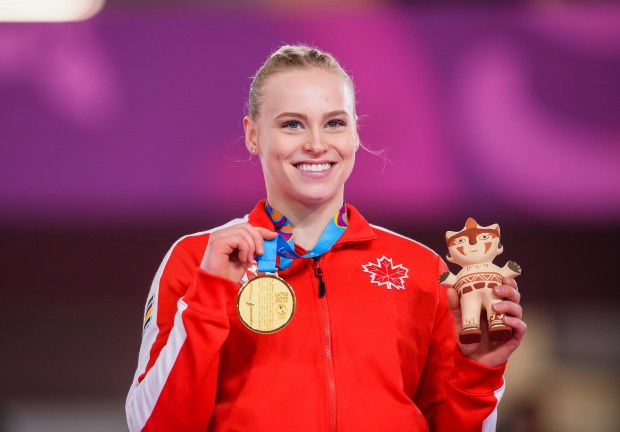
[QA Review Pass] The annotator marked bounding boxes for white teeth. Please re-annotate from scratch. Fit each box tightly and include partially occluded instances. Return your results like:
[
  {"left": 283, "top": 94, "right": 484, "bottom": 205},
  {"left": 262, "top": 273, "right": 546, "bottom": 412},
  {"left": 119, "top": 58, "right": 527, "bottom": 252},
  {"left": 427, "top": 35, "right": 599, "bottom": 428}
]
[{"left": 296, "top": 163, "right": 332, "bottom": 172}]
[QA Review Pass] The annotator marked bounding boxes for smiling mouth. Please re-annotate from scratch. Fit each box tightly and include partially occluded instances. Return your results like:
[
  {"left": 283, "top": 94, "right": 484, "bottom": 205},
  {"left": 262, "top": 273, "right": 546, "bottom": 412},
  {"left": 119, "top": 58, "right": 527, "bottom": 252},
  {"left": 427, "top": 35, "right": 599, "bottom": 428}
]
[{"left": 295, "top": 163, "right": 333, "bottom": 172}]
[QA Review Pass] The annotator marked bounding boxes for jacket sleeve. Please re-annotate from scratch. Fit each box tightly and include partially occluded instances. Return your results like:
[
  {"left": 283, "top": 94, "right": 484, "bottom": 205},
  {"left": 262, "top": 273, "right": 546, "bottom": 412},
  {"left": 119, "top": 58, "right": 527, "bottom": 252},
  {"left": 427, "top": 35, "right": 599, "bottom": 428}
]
[
  {"left": 125, "top": 240, "right": 239, "bottom": 432},
  {"left": 414, "top": 256, "right": 506, "bottom": 432}
]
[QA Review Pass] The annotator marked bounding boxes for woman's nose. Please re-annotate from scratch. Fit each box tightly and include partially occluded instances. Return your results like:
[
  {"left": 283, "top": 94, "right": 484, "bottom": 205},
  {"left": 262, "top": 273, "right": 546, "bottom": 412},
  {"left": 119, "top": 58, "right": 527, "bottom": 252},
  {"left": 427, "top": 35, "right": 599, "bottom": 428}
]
[{"left": 303, "top": 130, "right": 328, "bottom": 153}]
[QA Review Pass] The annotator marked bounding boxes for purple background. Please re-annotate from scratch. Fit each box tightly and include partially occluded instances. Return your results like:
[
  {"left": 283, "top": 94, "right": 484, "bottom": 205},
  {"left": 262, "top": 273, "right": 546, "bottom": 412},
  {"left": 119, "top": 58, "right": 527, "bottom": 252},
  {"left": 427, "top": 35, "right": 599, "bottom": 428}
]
[{"left": 2, "top": 8, "right": 619, "bottom": 227}]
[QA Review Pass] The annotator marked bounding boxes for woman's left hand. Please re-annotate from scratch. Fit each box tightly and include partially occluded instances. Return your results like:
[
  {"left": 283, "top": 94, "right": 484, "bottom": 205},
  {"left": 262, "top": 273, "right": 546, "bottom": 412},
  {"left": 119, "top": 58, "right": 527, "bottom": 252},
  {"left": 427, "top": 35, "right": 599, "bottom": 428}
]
[{"left": 446, "top": 277, "right": 527, "bottom": 367}]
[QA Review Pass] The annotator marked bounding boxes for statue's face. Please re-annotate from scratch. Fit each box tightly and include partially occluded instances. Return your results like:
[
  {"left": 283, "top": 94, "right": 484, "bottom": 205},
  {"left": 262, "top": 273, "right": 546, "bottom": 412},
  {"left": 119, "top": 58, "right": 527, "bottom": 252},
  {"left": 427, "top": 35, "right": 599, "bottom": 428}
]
[{"left": 447, "top": 232, "right": 501, "bottom": 266}]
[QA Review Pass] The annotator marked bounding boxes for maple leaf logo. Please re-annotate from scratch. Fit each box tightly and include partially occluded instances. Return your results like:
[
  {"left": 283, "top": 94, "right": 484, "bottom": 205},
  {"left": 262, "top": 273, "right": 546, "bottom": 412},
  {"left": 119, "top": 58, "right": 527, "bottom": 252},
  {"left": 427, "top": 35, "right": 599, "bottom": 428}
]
[
  {"left": 247, "top": 263, "right": 258, "bottom": 276},
  {"left": 362, "top": 256, "right": 409, "bottom": 290},
  {"left": 240, "top": 262, "right": 259, "bottom": 284}
]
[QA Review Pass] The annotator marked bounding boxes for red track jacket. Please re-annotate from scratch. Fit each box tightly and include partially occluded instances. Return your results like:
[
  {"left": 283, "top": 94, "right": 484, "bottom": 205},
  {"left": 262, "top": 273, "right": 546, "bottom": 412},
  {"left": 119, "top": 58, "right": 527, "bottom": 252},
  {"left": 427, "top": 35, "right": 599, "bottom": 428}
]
[{"left": 126, "top": 201, "right": 506, "bottom": 431}]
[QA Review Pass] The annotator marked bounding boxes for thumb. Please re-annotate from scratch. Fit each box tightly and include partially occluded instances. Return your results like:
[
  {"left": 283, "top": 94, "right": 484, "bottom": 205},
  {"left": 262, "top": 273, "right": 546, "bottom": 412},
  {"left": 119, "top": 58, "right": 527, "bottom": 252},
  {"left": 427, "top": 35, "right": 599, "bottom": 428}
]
[
  {"left": 446, "top": 287, "right": 460, "bottom": 312},
  {"left": 256, "top": 227, "right": 277, "bottom": 240}
]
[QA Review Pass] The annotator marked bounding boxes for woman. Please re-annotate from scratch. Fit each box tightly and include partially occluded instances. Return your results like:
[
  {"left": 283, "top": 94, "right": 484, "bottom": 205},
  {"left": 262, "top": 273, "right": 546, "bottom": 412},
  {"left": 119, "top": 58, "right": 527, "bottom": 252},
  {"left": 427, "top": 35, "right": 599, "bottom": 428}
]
[{"left": 126, "top": 45, "right": 526, "bottom": 432}]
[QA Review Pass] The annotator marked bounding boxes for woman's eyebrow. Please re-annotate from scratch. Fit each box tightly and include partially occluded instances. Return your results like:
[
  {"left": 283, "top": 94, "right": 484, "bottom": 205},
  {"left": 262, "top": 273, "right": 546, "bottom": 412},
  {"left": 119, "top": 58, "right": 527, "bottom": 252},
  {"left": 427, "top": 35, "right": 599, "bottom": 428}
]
[
  {"left": 274, "top": 110, "right": 349, "bottom": 121},
  {"left": 323, "top": 110, "right": 348, "bottom": 119},
  {"left": 274, "top": 112, "right": 308, "bottom": 121}
]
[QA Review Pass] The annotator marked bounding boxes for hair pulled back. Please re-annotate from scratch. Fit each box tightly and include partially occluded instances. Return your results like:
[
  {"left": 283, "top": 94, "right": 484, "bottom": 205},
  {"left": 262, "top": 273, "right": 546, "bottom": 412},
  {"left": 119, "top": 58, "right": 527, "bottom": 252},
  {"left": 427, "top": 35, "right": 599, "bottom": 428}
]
[{"left": 248, "top": 44, "right": 355, "bottom": 119}]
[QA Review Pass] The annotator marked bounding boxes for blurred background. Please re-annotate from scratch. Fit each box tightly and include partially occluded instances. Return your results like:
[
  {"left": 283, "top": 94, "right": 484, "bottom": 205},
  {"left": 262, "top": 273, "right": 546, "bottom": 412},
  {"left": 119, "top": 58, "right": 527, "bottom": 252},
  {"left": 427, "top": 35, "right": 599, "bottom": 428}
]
[{"left": 1, "top": 1, "right": 619, "bottom": 431}]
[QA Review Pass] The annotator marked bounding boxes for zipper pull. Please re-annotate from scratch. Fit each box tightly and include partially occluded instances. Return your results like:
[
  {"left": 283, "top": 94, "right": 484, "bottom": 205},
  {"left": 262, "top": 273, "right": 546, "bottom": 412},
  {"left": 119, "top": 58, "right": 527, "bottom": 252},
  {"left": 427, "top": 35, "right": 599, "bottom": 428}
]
[{"left": 313, "top": 256, "right": 326, "bottom": 298}]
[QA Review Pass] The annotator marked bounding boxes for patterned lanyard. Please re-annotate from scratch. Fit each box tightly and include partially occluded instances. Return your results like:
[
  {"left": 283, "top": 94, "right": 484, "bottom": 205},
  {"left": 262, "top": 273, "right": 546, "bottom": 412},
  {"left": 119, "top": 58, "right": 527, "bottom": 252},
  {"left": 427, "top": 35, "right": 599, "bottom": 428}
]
[{"left": 258, "top": 202, "right": 349, "bottom": 272}]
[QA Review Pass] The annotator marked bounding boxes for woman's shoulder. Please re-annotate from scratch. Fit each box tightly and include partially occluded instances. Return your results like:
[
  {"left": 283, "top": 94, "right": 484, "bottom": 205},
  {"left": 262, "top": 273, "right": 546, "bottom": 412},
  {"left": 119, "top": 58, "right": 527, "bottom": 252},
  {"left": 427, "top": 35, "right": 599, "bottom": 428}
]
[{"left": 368, "top": 223, "right": 440, "bottom": 260}]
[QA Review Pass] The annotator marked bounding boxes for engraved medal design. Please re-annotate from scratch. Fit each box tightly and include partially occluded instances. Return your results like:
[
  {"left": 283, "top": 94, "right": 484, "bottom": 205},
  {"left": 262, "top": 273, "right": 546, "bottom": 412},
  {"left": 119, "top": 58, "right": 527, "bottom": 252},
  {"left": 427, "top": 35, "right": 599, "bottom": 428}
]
[{"left": 237, "top": 274, "right": 295, "bottom": 334}]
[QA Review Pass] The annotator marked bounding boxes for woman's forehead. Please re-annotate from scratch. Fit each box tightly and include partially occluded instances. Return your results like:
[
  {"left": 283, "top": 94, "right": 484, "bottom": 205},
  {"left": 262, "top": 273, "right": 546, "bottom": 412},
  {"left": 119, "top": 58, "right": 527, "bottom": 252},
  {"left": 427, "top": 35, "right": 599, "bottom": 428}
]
[{"left": 260, "top": 69, "right": 355, "bottom": 116}]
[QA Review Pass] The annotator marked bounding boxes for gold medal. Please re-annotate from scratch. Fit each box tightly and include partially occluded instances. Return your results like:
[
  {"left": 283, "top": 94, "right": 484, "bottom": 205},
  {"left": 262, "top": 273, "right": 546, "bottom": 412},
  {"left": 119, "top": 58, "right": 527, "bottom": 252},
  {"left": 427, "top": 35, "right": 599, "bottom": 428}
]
[{"left": 237, "top": 273, "right": 296, "bottom": 334}]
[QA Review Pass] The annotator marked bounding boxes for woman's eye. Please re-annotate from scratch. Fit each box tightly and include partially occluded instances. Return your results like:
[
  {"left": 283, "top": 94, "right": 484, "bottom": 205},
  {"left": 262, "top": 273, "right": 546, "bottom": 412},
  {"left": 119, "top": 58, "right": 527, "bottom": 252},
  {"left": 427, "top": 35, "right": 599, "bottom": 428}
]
[
  {"left": 282, "top": 120, "right": 302, "bottom": 129},
  {"left": 326, "top": 119, "right": 345, "bottom": 128}
]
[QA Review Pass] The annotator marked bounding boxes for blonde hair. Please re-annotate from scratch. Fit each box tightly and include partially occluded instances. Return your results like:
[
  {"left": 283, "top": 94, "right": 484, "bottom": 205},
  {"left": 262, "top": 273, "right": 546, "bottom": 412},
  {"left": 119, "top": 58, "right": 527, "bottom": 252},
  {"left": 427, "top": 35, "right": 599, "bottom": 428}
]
[{"left": 247, "top": 44, "right": 355, "bottom": 119}]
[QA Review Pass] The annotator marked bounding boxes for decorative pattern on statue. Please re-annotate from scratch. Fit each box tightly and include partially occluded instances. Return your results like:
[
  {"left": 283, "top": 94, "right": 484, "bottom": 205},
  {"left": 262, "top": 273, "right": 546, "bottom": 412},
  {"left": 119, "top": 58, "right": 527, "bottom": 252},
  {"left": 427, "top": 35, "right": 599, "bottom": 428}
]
[{"left": 439, "top": 218, "right": 522, "bottom": 344}]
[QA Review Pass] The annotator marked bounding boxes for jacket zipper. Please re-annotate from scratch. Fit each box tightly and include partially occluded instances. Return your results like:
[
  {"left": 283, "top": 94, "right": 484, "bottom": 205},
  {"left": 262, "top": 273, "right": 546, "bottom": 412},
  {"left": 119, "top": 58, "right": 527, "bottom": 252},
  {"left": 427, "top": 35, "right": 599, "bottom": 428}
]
[
  {"left": 313, "top": 256, "right": 337, "bottom": 432},
  {"left": 314, "top": 256, "right": 326, "bottom": 297}
]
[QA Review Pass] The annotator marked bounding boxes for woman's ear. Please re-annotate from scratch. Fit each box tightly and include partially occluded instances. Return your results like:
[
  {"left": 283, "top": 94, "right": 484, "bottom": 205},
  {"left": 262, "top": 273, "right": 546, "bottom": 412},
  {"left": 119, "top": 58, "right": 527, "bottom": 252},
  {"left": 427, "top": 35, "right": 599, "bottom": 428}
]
[{"left": 243, "top": 116, "right": 258, "bottom": 154}]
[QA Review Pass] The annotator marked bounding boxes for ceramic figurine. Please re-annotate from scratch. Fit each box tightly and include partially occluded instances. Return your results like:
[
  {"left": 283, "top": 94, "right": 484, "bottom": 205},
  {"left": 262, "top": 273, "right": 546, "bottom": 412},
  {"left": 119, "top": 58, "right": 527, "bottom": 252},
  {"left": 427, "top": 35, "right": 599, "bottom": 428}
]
[{"left": 439, "top": 218, "right": 522, "bottom": 344}]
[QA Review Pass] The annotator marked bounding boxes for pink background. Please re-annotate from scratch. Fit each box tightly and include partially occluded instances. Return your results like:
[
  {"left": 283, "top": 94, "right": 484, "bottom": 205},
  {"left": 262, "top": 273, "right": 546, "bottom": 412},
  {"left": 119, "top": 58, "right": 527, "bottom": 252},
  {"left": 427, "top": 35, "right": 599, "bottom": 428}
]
[{"left": 2, "top": 8, "right": 618, "bottom": 227}]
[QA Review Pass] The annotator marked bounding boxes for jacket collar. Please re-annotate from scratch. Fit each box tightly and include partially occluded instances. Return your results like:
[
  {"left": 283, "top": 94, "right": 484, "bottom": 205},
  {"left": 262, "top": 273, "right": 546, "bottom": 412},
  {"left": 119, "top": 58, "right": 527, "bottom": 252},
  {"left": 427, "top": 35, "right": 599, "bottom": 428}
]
[{"left": 248, "top": 199, "right": 377, "bottom": 248}]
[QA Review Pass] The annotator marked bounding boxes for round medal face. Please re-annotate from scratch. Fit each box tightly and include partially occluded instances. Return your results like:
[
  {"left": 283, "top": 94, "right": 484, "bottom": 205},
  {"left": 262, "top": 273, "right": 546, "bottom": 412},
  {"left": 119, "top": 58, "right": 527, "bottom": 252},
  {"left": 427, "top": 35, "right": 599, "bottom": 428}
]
[{"left": 237, "top": 274, "right": 296, "bottom": 334}]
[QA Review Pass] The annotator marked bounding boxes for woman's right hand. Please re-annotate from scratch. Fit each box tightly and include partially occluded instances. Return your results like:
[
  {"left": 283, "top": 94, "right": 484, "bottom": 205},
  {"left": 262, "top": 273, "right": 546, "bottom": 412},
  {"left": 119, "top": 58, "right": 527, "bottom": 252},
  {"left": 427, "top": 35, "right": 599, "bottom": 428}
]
[{"left": 200, "top": 223, "right": 277, "bottom": 283}]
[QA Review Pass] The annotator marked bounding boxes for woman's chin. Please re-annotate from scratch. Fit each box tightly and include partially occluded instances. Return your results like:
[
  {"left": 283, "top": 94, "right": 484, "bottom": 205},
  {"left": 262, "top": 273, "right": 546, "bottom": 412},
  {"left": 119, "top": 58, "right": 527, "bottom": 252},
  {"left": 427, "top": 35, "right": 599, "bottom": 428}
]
[{"left": 291, "top": 190, "right": 342, "bottom": 207}]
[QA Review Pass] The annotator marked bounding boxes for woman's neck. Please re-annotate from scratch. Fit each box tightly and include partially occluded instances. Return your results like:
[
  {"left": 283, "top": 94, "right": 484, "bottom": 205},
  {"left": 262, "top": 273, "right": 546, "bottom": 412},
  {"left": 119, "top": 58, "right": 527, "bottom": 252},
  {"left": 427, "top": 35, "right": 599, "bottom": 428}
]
[{"left": 267, "top": 196, "right": 344, "bottom": 251}]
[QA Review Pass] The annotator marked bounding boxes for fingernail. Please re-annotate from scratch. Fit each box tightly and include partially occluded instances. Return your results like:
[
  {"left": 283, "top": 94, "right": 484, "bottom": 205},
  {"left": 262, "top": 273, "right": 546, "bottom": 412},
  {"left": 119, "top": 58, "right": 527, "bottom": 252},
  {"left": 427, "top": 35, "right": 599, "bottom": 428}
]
[
  {"left": 493, "top": 303, "right": 502, "bottom": 311},
  {"left": 495, "top": 286, "right": 503, "bottom": 295}
]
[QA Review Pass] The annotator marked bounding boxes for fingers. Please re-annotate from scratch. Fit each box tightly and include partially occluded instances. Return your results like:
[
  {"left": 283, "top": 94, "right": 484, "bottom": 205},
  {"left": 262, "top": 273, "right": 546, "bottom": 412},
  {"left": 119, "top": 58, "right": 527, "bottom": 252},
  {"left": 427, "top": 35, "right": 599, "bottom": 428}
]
[
  {"left": 232, "top": 224, "right": 277, "bottom": 262},
  {"left": 244, "top": 226, "right": 266, "bottom": 257},
  {"left": 493, "top": 277, "right": 525, "bottom": 339},
  {"left": 446, "top": 287, "right": 460, "bottom": 312},
  {"left": 495, "top": 278, "right": 521, "bottom": 304},
  {"left": 508, "top": 315, "right": 527, "bottom": 343},
  {"left": 253, "top": 227, "right": 277, "bottom": 256},
  {"left": 243, "top": 226, "right": 278, "bottom": 258},
  {"left": 492, "top": 300, "right": 523, "bottom": 320},
  {"left": 214, "top": 224, "right": 277, "bottom": 261},
  {"left": 235, "top": 227, "right": 259, "bottom": 263},
  {"left": 255, "top": 226, "right": 277, "bottom": 239},
  {"left": 446, "top": 287, "right": 464, "bottom": 334},
  {"left": 503, "top": 277, "right": 518, "bottom": 290},
  {"left": 201, "top": 223, "right": 277, "bottom": 281},
  {"left": 493, "top": 277, "right": 523, "bottom": 321}
]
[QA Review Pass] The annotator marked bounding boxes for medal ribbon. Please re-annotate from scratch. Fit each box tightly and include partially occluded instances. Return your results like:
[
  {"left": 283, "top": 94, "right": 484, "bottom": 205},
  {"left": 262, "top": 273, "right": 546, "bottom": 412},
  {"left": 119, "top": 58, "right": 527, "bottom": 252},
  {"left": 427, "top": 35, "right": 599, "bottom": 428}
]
[{"left": 257, "top": 202, "right": 349, "bottom": 272}]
